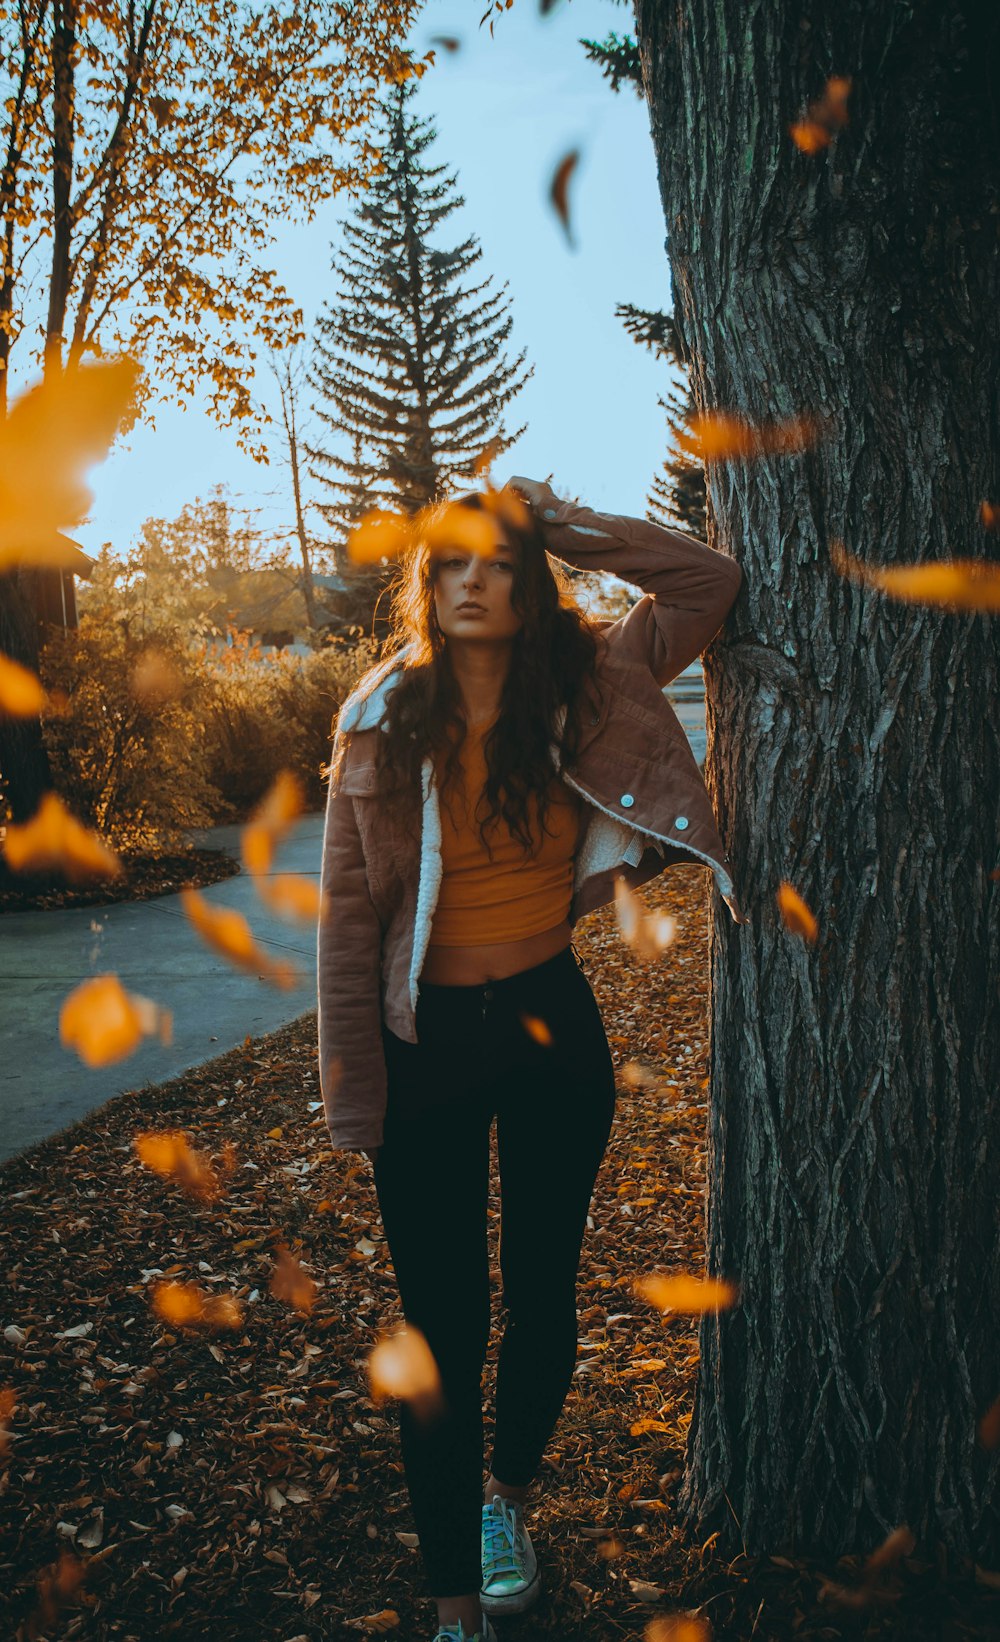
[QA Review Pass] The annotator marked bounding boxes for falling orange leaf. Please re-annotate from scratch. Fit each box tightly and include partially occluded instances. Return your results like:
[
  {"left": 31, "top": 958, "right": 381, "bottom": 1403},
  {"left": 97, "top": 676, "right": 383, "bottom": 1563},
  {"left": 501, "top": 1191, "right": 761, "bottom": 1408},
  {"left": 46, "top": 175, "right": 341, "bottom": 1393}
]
[
  {"left": 597, "top": 1534, "right": 626, "bottom": 1560},
  {"left": 819, "top": 1523, "right": 915, "bottom": 1610},
  {"left": 151, "top": 1280, "right": 244, "bottom": 1331},
  {"left": 615, "top": 878, "right": 677, "bottom": 961},
  {"left": 270, "top": 1243, "right": 318, "bottom": 1314},
  {"left": 241, "top": 769, "right": 304, "bottom": 875},
  {"left": 0, "top": 654, "right": 48, "bottom": 717},
  {"left": 2, "top": 791, "right": 122, "bottom": 882},
  {"left": 181, "top": 886, "right": 300, "bottom": 990},
  {"left": 673, "top": 410, "right": 818, "bottom": 464},
  {"left": 472, "top": 435, "right": 503, "bottom": 477},
  {"left": 978, "top": 1396, "right": 1000, "bottom": 1449},
  {"left": 0, "top": 1387, "right": 16, "bottom": 1459},
  {"left": 258, "top": 873, "right": 327, "bottom": 923},
  {"left": 346, "top": 507, "right": 414, "bottom": 565},
  {"left": 790, "top": 74, "right": 851, "bottom": 152},
  {"left": 634, "top": 1272, "right": 739, "bottom": 1314},
  {"left": 830, "top": 540, "right": 1000, "bottom": 611},
  {"left": 59, "top": 975, "right": 172, "bottom": 1068},
  {"left": 33, "top": 1553, "right": 87, "bottom": 1634},
  {"left": 134, "top": 1129, "right": 230, "bottom": 1201},
  {"left": 484, "top": 483, "right": 534, "bottom": 536},
  {"left": 621, "top": 1060, "right": 660, "bottom": 1092},
  {"left": 520, "top": 1012, "right": 553, "bottom": 1046},
  {"left": 422, "top": 496, "right": 504, "bottom": 560},
  {"left": 646, "top": 1619, "right": 711, "bottom": 1642},
  {"left": 130, "top": 647, "right": 182, "bottom": 705},
  {"left": 430, "top": 35, "right": 461, "bottom": 53},
  {"left": 777, "top": 881, "right": 819, "bottom": 942},
  {"left": 549, "top": 149, "right": 580, "bottom": 245},
  {"left": 980, "top": 501, "right": 1000, "bottom": 531},
  {"left": 368, "top": 1324, "right": 444, "bottom": 1418},
  {"left": 865, "top": 1524, "right": 916, "bottom": 1574},
  {"left": 789, "top": 119, "right": 831, "bottom": 153},
  {"left": 0, "top": 359, "right": 140, "bottom": 567}
]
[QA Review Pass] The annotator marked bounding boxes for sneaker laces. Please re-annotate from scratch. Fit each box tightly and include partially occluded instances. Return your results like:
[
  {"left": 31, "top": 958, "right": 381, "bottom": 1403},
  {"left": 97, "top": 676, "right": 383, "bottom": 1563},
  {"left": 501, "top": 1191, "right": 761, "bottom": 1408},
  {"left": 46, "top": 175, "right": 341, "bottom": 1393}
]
[{"left": 482, "top": 1494, "right": 525, "bottom": 1579}]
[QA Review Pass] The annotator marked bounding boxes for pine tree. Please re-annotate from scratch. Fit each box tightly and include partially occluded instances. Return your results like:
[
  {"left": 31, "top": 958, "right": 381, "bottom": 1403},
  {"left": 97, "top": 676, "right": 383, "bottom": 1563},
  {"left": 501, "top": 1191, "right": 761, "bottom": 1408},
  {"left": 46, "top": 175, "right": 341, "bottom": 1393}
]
[
  {"left": 617, "top": 303, "right": 707, "bottom": 538},
  {"left": 308, "top": 78, "right": 532, "bottom": 571}
]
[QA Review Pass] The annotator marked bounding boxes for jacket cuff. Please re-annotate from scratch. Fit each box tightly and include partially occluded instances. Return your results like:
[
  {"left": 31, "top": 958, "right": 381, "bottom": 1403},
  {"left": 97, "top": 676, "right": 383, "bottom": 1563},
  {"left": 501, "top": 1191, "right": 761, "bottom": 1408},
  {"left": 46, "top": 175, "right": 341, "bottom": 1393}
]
[{"left": 327, "top": 1129, "right": 383, "bottom": 1153}]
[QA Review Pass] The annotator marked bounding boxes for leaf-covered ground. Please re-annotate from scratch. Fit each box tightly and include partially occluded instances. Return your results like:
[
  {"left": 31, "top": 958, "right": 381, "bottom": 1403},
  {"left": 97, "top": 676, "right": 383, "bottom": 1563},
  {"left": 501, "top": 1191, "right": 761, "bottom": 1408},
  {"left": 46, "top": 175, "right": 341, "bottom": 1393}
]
[
  {"left": 0, "top": 847, "right": 240, "bottom": 915},
  {"left": 1, "top": 867, "right": 996, "bottom": 1641}
]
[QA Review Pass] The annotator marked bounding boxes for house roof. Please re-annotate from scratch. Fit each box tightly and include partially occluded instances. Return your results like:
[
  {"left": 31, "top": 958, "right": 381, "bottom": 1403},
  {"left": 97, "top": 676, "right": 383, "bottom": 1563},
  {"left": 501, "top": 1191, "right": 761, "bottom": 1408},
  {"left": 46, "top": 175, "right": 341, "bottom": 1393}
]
[{"left": 41, "top": 534, "right": 96, "bottom": 578}]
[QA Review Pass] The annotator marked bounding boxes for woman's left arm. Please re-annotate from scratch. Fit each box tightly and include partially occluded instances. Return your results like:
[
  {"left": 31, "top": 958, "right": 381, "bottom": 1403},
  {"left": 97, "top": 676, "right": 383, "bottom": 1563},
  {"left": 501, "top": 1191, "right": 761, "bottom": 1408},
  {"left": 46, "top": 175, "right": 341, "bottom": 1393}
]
[{"left": 506, "top": 475, "right": 743, "bottom": 687}]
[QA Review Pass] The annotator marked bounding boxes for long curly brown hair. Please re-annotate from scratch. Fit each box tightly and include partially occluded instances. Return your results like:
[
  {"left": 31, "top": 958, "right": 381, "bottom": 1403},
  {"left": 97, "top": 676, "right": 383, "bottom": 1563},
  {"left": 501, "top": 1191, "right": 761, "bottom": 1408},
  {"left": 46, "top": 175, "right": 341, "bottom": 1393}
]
[{"left": 355, "top": 491, "right": 605, "bottom": 857}]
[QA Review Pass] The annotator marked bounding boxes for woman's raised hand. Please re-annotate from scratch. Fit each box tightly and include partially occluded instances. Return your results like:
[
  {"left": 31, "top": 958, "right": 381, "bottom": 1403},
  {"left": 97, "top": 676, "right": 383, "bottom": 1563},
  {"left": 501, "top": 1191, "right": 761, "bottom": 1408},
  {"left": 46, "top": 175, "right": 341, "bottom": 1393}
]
[{"left": 504, "top": 475, "right": 553, "bottom": 513}]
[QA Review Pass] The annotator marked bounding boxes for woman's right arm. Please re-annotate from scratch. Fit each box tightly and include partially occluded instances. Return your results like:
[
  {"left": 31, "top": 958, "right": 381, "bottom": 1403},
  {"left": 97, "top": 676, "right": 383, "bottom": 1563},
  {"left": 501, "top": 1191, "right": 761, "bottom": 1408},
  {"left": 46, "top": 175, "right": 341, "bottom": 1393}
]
[{"left": 317, "top": 749, "right": 387, "bottom": 1155}]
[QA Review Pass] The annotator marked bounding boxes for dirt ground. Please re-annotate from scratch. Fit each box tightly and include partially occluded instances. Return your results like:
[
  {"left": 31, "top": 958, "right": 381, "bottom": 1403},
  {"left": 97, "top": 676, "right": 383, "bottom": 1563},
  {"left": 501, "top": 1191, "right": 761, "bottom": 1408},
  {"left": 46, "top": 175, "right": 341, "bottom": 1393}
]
[
  {"left": 1, "top": 867, "right": 996, "bottom": 1641},
  {"left": 0, "top": 846, "right": 240, "bottom": 915}
]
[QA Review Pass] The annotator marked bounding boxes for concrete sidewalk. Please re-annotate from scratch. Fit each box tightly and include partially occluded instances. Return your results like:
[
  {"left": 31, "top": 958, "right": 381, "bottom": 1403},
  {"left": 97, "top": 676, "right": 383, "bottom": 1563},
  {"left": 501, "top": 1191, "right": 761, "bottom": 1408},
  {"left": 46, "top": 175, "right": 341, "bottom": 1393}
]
[{"left": 0, "top": 815, "right": 325, "bottom": 1165}]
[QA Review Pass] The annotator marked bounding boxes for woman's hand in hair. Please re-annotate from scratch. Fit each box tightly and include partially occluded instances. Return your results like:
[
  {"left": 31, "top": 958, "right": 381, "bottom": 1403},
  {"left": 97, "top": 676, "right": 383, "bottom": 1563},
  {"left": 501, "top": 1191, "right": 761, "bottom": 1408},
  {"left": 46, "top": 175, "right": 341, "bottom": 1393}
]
[{"left": 504, "top": 475, "right": 555, "bottom": 514}]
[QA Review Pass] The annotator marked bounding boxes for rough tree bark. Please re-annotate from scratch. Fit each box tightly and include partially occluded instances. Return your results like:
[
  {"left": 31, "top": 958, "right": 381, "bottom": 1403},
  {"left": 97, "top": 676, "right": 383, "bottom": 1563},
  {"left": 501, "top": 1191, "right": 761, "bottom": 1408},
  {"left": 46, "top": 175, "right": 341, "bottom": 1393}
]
[{"left": 633, "top": 0, "right": 1000, "bottom": 1561}]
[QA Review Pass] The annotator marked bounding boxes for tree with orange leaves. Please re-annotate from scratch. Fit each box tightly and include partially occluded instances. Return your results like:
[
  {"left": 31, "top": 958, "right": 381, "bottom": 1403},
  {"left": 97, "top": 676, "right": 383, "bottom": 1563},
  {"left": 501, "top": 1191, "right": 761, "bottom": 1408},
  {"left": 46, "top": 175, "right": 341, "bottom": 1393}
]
[{"left": 0, "top": 0, "right": 421, "bottom": 836}]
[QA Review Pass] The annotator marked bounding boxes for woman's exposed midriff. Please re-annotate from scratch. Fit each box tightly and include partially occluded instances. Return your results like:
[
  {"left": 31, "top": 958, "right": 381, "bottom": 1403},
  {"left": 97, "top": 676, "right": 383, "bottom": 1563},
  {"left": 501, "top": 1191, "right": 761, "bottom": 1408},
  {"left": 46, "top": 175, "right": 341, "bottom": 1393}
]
[{"left": 419, "top": 919, "right": 573, "bottom": 986}]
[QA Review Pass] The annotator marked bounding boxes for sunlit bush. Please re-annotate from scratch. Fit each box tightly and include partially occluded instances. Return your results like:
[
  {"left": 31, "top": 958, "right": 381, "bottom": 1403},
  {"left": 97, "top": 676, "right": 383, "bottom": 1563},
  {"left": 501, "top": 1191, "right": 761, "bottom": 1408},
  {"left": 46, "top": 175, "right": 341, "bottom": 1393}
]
[
  {"left": 39, "top": 614, "right": 223, "bottom": 854},
  {"left": 37, "top": 593, "right": 376, "bottom": 852},
  {"left": 196, "top": 629, "right": 376, "bottom": 816}
]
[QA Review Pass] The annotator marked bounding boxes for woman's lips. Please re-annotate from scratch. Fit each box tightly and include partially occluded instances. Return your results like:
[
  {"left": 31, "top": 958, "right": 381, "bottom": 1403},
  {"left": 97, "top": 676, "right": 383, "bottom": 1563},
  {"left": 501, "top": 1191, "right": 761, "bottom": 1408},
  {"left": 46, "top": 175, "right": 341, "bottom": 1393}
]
[{"left": 456, "top": 605, "right": 486, "bottom": 614}]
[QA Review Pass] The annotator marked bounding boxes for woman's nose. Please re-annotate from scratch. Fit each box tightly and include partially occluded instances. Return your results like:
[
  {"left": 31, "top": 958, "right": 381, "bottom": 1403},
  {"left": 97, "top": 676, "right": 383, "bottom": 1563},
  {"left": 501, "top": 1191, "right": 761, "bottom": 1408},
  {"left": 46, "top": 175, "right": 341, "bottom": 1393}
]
[{"left": 462, "top": 557, "right": 486, "bottom": 588}]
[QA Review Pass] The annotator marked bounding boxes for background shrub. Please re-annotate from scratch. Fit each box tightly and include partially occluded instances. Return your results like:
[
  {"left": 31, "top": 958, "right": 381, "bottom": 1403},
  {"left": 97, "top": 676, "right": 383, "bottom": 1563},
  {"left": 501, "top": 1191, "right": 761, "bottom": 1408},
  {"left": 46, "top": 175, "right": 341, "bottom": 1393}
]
[
  {"left": 39, "top": 612, "right": 378, "bottom": 853},
  {"left": 40, "top": 617, "right": 223, "bottom": 853}
]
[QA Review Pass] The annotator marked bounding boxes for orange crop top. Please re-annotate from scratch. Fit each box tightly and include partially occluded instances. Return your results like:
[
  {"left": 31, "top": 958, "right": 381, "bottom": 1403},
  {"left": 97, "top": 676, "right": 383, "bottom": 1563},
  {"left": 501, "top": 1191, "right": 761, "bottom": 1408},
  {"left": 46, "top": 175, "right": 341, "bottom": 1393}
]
[{"left": 429, "top": 716, "right": 583, "bottom": 947}]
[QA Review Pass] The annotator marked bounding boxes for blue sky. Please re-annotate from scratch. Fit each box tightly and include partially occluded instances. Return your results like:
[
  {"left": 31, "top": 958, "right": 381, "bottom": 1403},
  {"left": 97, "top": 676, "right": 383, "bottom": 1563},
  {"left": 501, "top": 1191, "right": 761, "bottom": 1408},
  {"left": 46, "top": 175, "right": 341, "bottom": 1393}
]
[{"left": 76, "top": 0, "right": 677, "bottom": 561}]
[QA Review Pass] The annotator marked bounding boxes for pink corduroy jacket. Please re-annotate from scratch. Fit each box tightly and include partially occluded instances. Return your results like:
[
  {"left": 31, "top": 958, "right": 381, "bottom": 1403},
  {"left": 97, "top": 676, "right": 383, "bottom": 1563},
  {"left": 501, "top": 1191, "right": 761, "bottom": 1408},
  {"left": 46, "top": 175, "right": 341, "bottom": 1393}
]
[{"left": 316, "top": 480, "right": 747, "bottom": 1151}]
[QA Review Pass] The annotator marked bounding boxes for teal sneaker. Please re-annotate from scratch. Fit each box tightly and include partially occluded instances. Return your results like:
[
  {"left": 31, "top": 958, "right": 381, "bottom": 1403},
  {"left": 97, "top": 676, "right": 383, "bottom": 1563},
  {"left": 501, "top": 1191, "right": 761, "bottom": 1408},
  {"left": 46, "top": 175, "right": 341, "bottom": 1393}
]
[
  {"left": 433, "top": 1617, "right": 497, "bottom": 1642},
  {"left": 480, "top": 1493, "right": 541, "bottom": 1615}
]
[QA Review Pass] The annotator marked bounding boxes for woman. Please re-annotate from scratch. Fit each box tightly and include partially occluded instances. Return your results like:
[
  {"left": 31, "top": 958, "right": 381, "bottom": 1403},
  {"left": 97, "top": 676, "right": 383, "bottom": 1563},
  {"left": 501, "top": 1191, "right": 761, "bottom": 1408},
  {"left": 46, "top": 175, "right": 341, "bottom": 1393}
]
[{"left": 317, "top": 475, "right": 746, "bottom": 1642}]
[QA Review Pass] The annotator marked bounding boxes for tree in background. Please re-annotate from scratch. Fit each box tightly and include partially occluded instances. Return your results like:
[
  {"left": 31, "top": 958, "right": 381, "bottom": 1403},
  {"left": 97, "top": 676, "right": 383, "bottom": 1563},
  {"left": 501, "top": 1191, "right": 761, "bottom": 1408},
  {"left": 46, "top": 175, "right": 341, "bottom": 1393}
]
[
  {"left": 272, "top": 350, "right": 322, "bottom": 633},
  {"left": 0, "top": 0, "right": 420, "bottom": 825},
  {"left": 634, "top": 0, "right": 1000, "bottom": 1566},
  {"left": 96, "top": 490, "right": 306, "bottom": 646},
  {"left": 308, "top": 77, "right": 532, "bottom": 640}
]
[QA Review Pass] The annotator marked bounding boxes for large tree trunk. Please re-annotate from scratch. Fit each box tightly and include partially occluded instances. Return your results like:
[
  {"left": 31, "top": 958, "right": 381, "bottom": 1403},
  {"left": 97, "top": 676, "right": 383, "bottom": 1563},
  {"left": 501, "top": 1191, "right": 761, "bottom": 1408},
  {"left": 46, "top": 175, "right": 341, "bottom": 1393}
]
[{"left": 633, "top": 0, "right": 1000, "bottom": 1561}]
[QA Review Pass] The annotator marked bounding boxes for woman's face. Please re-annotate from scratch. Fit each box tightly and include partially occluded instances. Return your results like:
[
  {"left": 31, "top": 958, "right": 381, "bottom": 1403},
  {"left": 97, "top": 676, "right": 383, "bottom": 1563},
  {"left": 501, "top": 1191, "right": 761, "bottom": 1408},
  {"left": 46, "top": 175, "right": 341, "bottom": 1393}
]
[{"left": 432, "top": 540, "right": 524, "bottom": 644}]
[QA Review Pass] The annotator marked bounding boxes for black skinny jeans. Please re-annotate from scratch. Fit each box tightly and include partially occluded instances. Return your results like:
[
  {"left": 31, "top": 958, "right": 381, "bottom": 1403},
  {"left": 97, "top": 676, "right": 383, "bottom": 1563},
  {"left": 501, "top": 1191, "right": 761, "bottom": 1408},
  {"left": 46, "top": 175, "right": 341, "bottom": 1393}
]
[{"left": 371, "top": 943, "right": 616, "bottom": 1598}]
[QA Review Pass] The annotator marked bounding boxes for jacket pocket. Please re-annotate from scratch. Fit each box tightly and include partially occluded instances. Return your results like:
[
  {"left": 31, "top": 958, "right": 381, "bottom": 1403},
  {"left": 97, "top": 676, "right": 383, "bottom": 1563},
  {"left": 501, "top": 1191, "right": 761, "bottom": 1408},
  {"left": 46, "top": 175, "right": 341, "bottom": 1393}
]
[{"left": 333, "top": 752, "right": 377, "bottom": 796}]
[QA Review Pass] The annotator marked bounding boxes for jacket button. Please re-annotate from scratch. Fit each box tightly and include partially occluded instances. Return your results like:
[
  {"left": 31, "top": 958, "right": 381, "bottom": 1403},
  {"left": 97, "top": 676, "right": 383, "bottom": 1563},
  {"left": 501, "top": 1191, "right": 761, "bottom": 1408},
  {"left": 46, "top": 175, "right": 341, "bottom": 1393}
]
[
  {"left": 620, "top": 793, "right": 634, "bottom": 808},
  {"left": 543, "top": 507, "right": 558, "bottom": 520},
  {"left": 674, "top": 815, "right": 689, "bottom": 829}
]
